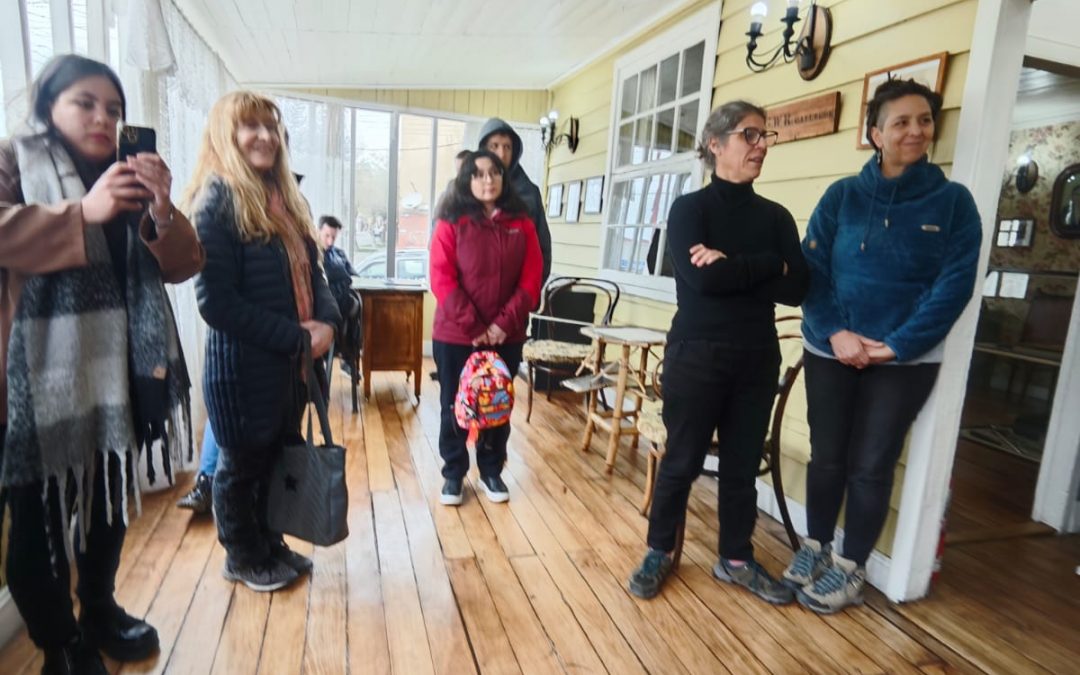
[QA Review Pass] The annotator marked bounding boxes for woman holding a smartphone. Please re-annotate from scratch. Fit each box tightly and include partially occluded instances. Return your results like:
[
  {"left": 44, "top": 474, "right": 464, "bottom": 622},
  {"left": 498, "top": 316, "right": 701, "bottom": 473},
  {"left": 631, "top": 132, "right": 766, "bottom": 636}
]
[
  {"left": 183, "top": 91, "right": 339, "bottom": 593},
  {"left": 0, "top": 55, "right": 204, "bottom": 672}
]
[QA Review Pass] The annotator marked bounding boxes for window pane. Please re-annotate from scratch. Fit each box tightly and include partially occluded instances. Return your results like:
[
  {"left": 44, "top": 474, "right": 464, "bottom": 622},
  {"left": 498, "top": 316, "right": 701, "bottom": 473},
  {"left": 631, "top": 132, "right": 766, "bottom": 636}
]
[
  {"left": 616, "top": 121, "right": 634, "bottom": 167},
  {"left": 654, "top": 108, "right": 675, "bottom": 160},
  {"left": 604, "top": 227, "right": 638, "bottom": 272},
  {"left": 434, "top": 118, "right": 466, "bottom": 217},
  {"left": 681, "top": 41, "right": 706, "bottom": 98},
  {"left": 625, "top": 177, "right": 646, "bottom": 225},
  {"left": 72, "top": 0, "right": 89, "bottom": 54},
  {"left": 677, "top": 103, "right": 699, "bottom": 153},
  {"left": 633, "top": 116, "right": 653, "bottom": 166},
  {"left": 633, "top": 227, "right": 659, "bottom": 274},
  {"left": 638, "top": 65, "right": 657, "bottom": 113},
  {"left": 108, "top": 12, "right": 120, "bottom": 73},
  {"left": 26, "top": 0, "right": 54, "bottom": 77},
  {"left": 353, "top": 110, "right": 392, "bottom": 272},
  {"left": 642, "top": 175, "right": 664, "bottom": 224},
  {"left": 398, "top": 114, "right": 433, "bottom": 266},
  {"left": 621, "top": 74, "right": 638, "bottom": 119},
  {"left": 610, "top": 180, "right": 630, "bottom": 223},
  {"left": 658, "top": 231, "right": 675, "bottom": 277},
  {"left": 658, "top": 54, "right": 679, "bottom": 105}
]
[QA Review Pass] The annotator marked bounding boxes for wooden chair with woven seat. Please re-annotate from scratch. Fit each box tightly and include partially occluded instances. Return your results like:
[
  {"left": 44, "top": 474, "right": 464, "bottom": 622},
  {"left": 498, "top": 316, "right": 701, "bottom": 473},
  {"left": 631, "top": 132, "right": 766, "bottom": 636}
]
[
  {"left": 637, "top": 315, "right": 803, "bottom": 568},
  {"left": 522, "top": 276, "right": 620, "bottom": 422}
]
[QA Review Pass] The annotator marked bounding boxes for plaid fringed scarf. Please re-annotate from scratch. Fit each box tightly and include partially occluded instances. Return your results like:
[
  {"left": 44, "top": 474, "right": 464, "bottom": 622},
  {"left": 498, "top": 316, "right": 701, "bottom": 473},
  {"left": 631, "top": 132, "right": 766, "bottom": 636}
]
[{"left": 2, "top": 133, "right": 192, "bottom": 556}]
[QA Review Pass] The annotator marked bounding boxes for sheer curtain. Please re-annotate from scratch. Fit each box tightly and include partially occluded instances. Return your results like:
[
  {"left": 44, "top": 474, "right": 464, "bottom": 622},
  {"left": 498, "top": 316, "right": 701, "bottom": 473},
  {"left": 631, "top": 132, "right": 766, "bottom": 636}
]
[{"left": 148, "top": 0, "right": 238, "bottom": 471}]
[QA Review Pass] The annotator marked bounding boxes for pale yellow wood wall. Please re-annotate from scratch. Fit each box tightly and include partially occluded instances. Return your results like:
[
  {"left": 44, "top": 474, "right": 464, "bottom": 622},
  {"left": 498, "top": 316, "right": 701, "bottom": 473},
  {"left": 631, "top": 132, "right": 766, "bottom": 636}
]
[
  {"left": 288, "top": 88, "right": 549, "bottom": 124},
  {"left": 546, "top": 0, "right": 980, "bottom": 556}
]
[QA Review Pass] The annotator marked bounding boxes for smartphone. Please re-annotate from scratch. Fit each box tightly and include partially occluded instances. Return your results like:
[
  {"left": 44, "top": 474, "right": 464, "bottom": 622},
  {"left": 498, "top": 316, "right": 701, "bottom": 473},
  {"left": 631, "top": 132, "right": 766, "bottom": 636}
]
[{"left": 117, "top": 123, "right": 157, "bottom": 163}]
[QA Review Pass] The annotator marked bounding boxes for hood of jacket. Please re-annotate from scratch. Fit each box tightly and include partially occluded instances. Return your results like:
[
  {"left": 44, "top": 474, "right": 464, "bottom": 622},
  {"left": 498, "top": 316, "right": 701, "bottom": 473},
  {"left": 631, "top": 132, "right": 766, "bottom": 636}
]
[{"left": 478, "top": 117, "right": 523, "bottom": 173}]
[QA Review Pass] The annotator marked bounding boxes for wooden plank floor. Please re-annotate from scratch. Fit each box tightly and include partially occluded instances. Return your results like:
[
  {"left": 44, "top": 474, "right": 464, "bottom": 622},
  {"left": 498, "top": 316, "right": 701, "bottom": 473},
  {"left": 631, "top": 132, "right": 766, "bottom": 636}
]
[{"left": 2, "top": 361, "right": 1078, "bottom": 674}]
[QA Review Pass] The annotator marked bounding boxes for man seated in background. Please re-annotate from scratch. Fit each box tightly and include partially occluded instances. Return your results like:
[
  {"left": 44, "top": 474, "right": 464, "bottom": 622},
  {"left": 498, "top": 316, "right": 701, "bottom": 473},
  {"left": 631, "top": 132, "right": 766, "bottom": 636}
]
[{"left": 319, "top": 215, "right": 361, "bottom": 374}]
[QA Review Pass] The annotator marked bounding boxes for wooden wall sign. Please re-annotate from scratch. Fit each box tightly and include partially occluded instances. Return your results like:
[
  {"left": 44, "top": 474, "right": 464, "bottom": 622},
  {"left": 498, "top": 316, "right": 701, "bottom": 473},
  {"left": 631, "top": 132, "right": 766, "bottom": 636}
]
[{"left": 766, "top": 91, "right": 841, "bottom": 144}]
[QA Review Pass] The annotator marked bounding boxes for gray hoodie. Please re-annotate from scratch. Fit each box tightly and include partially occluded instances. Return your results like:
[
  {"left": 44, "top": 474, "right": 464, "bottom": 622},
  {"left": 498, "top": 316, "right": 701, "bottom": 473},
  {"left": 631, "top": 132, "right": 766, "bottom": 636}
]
[{"left": 478, "top": 118, "right": 552, "bottom": 285}]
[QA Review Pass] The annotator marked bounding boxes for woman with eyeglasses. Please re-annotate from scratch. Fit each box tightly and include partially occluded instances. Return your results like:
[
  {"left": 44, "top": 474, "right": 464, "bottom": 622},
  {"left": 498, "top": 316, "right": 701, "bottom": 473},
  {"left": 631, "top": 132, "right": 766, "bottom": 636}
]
[
  {"left": 782, "top": 79, "right": 981, "bottom": 614},
  {"left": 628, "top": 100, "right": 808, "bottom": 602},
  {"left": 429, "top": 150, "right": 542, "bottom": 506}
]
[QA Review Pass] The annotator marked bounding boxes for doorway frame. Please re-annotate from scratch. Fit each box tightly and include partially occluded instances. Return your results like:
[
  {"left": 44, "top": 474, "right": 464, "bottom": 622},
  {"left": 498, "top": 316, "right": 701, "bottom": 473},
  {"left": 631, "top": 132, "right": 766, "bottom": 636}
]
[{"left": 884, "top": 0, "right": 1054, "bottom": 603}]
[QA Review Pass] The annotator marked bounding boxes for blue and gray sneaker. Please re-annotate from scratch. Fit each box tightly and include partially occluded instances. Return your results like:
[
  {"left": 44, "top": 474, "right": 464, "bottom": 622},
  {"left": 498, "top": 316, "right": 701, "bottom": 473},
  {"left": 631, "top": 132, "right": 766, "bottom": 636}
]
[
  {"left": 713, "top": 558, "right": 795, "bottom": 605},
  {"left": 782, "top": 538, "right": 832, "bottom": 590},
  {"left": 797, "top": 551, "right": 866, "bottom": 614},
  {"left": 627, "top": 548, "right": 674, "bottom": 599}
]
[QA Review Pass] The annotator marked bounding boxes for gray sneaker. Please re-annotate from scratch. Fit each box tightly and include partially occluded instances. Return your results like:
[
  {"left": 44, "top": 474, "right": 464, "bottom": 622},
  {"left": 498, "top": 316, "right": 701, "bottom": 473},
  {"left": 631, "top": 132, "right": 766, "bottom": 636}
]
[
  {"left": 713, "top": 559, "right": 795, "bottom": 605},
  {"left": 782, "top": 538, "right": 832, "bottom": 590},
  {"left": 222, "top": 557, "right": 299, "bottom": 592},
  {"left": 797, "top": 551, "right": 866, "bottom": 614},
  {"left": 627, "top": 549, "right": 674, "bottom": 599}
]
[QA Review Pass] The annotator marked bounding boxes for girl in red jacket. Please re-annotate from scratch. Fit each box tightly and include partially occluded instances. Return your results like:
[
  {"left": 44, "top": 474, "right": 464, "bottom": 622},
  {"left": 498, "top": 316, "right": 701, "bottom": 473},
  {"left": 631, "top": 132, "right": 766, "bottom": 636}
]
[{"left": 429, "top": 150, "right": 542, "bottom": 506}]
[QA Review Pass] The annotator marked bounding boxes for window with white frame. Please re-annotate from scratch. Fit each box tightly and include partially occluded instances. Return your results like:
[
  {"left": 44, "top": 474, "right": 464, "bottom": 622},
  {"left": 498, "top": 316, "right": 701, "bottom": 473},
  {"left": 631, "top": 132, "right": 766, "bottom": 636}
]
[{"left": 599, "top": 4, "right": 720, "bottom": 302}]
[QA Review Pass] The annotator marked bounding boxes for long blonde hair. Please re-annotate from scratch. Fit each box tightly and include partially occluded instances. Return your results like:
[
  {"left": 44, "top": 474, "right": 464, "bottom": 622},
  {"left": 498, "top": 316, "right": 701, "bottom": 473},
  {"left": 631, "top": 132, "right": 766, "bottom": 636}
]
[{"left": 180, "top": 91, "right": 312, "bottom": 243}]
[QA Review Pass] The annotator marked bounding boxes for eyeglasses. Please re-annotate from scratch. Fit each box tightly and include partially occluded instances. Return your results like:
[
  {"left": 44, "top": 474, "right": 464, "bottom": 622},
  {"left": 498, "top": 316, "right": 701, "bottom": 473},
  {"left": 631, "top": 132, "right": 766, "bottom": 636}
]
[
  {"left": 471, "top": 170, "right": 503, "bottom": 182},
  {"left": 725, "top": 127, "right": 779, "bottom": 147}
]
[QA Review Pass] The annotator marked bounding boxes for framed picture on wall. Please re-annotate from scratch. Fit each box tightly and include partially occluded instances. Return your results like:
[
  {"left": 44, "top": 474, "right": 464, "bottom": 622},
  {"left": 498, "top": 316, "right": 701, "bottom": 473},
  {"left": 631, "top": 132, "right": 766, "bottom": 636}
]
[
  {"left": 565, "top": 180, "right": 582, "bottom": 223},
  {"left": 583, "top": 176, "right": 604, "bottom": 214},
  {"left": 547, "top": 183, "right": 563, "bottom": 218},
  {"left": 857, "top": 52, "right": 948, "bottom": 150}
]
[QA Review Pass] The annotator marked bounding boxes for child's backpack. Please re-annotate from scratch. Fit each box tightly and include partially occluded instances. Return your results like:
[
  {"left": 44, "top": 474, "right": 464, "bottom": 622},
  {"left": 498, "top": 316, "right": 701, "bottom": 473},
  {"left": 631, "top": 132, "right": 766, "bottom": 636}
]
[{"left": 455, "top": 350, "right": 515, "bottom": 443}]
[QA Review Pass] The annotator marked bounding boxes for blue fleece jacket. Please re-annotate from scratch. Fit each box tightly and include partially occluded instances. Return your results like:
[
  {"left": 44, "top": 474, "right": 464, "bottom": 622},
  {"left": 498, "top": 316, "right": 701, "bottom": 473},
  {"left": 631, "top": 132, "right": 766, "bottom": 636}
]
[{"left": 801, "top": 156, "right": 982, "bottom": 363}]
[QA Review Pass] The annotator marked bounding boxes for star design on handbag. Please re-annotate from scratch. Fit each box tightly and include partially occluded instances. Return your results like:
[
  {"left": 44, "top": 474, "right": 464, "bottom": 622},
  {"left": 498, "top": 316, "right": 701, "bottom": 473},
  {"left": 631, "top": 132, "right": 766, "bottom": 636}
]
[{"left": 284, "top": 474, "right": 299, "bottom": 491}]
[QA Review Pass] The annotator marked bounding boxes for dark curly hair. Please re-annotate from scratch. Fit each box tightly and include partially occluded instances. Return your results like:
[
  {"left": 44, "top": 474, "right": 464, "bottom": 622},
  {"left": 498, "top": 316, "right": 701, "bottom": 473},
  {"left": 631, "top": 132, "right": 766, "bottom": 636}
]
[
  {"left": 865, "top": 78, "right": 943, "bottom": 150},
  {"left": 436, "top": 149, "right": 527, "bottom": 223}
]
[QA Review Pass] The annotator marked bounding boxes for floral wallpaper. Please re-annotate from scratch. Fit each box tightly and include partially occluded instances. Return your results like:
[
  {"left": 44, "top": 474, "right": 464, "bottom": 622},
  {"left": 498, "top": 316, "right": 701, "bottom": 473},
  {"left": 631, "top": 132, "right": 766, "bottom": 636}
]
[{"left": 982, "top": 121, "right": 1080, "bottom": 344}]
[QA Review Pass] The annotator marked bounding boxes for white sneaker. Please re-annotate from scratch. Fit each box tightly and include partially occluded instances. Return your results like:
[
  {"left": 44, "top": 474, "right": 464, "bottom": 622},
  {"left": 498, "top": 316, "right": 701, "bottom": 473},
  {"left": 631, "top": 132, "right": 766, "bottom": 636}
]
[{"left": 479, "top": 475, "right": 509, "bottom": 503}]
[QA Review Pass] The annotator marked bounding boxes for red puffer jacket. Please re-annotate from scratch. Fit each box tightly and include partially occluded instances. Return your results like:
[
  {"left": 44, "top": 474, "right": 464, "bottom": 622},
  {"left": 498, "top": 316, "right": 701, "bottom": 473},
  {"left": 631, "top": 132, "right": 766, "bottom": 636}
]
[{"left": 429, "top": 210, "right": 542, "bottom": 346}]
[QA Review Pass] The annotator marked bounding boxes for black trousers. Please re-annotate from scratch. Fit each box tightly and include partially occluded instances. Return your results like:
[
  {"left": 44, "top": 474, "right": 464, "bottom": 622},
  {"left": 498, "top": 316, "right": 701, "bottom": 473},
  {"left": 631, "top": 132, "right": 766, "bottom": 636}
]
[
  {"left": 803, "top": 352, "right": 940, "bottom": 565},
  {"left": 2, "top": 425, "right": 128, "bottom": 649},
  {"left": 433, "top": 340, "right": 523, "bottom": 480},
  {"left": 646, "top": 341, "right": 780, "bottom": 561}
]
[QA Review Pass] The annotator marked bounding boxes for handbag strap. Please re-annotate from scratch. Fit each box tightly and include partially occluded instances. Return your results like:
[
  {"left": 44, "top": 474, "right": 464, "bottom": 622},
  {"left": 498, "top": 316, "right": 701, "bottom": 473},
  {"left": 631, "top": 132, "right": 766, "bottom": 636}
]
[{"left": 302, "top": 333, "right": 335, "bottom": 447}]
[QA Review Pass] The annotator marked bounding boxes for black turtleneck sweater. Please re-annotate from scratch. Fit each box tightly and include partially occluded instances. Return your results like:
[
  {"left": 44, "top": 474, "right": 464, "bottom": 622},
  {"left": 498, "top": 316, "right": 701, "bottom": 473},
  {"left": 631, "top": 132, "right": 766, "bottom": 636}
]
[{"left": 665, "top": 174, "right": 809, "bottom": 345}]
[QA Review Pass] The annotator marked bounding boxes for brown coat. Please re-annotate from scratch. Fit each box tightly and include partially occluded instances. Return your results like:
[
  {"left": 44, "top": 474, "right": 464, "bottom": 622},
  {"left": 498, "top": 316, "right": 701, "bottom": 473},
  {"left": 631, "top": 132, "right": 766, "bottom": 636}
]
[{"left": 0, "top": 139, "right": 205, "bottom": 425}]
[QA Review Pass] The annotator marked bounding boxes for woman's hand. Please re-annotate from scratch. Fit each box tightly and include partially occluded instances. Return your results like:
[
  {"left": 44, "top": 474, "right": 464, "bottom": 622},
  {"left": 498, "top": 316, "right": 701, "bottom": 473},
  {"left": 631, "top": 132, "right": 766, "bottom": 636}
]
[
  {"left": 830, "top": 330, "right": 871, "bottom": 369},
  {"left": 689, "top": 243, "right": 726, "bottom": 267},
  {"left": 302, "top": 320, "right": 335, "bottom": 358},
  {"left": 81, "top": 163, "right": 151, "bottom": 225},
  {"left": 486, "top": 323, "right": 508, "bottom": 346},
  {"left": 471, "top": 331, "right": 490, "bottom": 347},
  {"left": 128, "top": 153, "right": 173, "bottom": 226},
  {"left": 865, "top": 344, "right": 896, "bottom": 364}
]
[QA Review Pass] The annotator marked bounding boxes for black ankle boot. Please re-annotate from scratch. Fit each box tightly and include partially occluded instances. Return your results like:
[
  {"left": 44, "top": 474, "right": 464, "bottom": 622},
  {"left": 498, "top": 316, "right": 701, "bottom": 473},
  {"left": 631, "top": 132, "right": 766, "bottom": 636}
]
[
  {"left": 78, "top": 601, "right": 159, "bottom": 662},
  {"left": 176, "top": 472, "right": 213, "bottom": 514},
  {"left": 41, "top": 634, "right": 107, "bottom": 675}
]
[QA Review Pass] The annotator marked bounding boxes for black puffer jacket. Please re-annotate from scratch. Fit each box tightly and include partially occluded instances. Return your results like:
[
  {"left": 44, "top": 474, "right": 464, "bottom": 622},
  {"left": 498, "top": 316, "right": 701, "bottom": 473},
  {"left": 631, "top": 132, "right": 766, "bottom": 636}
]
[{"left": 193, "top": 177, "right": 340, "bottom": 449}]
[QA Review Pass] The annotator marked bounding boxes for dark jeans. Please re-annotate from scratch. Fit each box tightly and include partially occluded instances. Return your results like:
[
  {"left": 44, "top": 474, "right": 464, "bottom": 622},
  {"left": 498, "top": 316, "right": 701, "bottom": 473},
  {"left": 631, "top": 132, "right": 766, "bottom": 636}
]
[
  {"left": 433, "top": 340, "right": 523, "bottom": 480},
  {"left": 213, "top": 437, "right": 285, "bottom": 567},
  {"left": 803, "top": 352, "right": 940, "bottom": 565},
  {"left": 3, "top": 425, "right": 128, "bottom": 649},
  {"left": 646, "top": 340, "right": 780, "bottom": 561}
]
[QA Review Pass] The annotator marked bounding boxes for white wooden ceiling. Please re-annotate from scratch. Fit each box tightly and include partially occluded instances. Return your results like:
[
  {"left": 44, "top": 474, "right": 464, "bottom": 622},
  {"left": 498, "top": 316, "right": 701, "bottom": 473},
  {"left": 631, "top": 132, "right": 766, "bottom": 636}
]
[{"left": 173, "top": 0, "right": 696, "bottom": 89}]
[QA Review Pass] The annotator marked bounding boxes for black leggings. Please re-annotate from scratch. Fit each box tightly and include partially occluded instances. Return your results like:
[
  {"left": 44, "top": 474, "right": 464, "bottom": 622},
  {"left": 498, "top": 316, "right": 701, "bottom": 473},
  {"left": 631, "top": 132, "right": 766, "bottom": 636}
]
[
  {"left": 803, "top": 352, "right": 940, "bottom": 565},
  {"left": 3, "top": 426, "right": 128, "bottom": 649}
]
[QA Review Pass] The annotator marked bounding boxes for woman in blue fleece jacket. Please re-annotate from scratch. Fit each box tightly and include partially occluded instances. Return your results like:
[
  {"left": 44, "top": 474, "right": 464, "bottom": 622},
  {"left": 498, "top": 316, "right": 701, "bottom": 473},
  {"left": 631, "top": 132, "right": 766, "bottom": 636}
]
[{"left": 782, "top": 79, "right": 982, "bottom": 614}]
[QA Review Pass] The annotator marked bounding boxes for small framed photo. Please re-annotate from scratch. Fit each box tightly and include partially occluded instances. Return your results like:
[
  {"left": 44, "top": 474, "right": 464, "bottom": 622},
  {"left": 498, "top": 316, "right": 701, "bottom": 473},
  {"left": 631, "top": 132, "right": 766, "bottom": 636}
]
[
  {"left": 546, "top": 183, "right": 563, "bottom": 218},
  {"left": 857, "top": 52, "right": 948, "bottom": 150},
  {"left": 583, "top": 176, "right": 604, "bottom": 214},
  {"left": 565, "top": 180, "right": 582, "bottom": 223}
]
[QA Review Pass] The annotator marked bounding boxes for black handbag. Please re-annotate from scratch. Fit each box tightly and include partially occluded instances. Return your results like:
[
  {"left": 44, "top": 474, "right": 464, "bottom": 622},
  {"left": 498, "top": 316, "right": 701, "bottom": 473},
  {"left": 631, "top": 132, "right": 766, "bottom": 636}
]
[{"left": 266, "top": 338, "right": 349, "bottom": 546}]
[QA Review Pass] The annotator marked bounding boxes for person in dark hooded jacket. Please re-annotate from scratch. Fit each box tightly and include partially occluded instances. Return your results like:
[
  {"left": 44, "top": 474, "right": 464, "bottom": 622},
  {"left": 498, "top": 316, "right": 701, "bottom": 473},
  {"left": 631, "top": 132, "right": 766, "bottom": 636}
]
[{"left": 478, "top": 118, "right": 552, "bottom": 286}]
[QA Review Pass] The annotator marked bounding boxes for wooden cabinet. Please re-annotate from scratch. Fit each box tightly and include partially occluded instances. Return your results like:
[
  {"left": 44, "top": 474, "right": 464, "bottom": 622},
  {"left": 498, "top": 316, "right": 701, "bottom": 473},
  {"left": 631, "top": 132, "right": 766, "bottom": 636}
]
[{"left": 354, "top": 281, "right": 425, "bottom": 400}]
